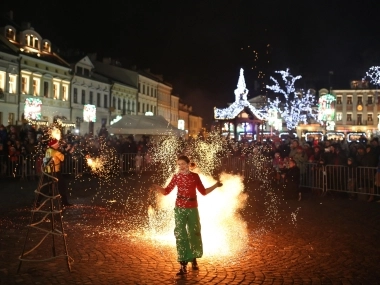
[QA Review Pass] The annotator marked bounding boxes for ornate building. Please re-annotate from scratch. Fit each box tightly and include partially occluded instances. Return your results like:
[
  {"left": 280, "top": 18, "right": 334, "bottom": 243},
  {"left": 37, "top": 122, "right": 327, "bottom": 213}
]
[
  {"left": 0, "top": 20, "right": 72, "bottom": 128},
  {"left": 214, "top": 68, "right": 265, "bottom": 141}
]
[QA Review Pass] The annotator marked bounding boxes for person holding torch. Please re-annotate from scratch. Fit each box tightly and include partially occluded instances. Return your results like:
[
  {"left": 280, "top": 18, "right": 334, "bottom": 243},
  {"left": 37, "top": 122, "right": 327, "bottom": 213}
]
[
  {"left": 152, "top": 155, "right": 223, "bottom": 276},
  {"left": 44, "top": 138, "right": 72, "bottom": 207}
]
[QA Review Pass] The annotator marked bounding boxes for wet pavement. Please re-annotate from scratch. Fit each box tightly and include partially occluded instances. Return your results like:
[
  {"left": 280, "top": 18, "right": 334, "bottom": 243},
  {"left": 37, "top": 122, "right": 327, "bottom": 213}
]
[{"left": 1, "top": 173, "right": 380, "bottom": 285}]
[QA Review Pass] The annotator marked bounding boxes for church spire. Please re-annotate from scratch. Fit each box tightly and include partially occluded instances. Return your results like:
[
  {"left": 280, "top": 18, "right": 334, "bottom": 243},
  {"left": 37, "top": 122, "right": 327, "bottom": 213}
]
[{"left": 234, "top": 68, "right": 248, "bottom": 102}]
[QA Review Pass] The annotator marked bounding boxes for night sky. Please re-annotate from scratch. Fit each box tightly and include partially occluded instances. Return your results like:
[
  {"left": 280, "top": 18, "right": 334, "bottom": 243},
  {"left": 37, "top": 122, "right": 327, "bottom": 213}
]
[{"left": 2, "top": 0, "right": 380, "bottom": 126}]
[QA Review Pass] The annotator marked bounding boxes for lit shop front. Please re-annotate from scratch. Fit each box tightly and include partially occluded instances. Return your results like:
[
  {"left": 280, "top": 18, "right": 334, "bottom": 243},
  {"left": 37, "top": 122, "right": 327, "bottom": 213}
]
[
  {"left": 347, "top": 132, "right": 367, "bottom": 142},
  {"left": 326, "top": 132, "right": 345, "bottom": 141},
  {"left": 303, "top": 131, "right": 324, "bottom": 142}
]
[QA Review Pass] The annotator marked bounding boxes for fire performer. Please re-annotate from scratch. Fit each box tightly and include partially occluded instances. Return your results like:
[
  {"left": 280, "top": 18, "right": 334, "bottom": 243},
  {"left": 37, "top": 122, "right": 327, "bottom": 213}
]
[
  {"left": 152, "top": 155, "right": 223, "bottom": 276},
  {"left": 44, "top": 139, "right": 72, "bottom": 207}
]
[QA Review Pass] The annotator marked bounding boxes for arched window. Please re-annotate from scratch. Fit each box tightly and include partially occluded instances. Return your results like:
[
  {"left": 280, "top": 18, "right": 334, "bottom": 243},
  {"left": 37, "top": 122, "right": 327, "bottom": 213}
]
[
  {"left": 42, "top": 41, "right": 51, "bottom": 52},
  {"left": 6, "top": 28, "right": 15, "bottom": 41}
]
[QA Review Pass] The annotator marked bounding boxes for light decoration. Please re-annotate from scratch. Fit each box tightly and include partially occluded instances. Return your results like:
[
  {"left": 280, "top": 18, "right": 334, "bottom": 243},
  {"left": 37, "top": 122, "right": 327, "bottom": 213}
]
[
  {"left": 347, "top": 132, "right": 366, "bottom": 143},
  {"left": 363, "top": 66, "right": 380, "bottom": 86},
  {"left": 317, "top": 93, "right": 336, "bottom": 131},
  {"left": 326, "top": 132, "right": 345, "bottom": 140},
  {"left": 264, "top": 69, "right": 318, "bottom": 130},
  {"left": 214, "top": 68, "right": 266, "bottom": 120},
  {"left": 305, "top": 132, "right": 324, "bottom": 141},
  {"left": 56, "top": 118, "right": 76, "bottom": 128},
  {"left": 363, "top": 66, "right": 380, "bottom": 103},
  {"left": 83, "top": 104, "right": 96, "bottom": 122},
  {"left": 24, "top": 98, "right": 42, "bottom": 120},
  {"left": 110, "top": 115, "right": 122, "bottom": 125},
  {"left": 178, "top": 119, "right": 185, "bottom": 130},
  {"left": 267, "top": 108, "right": 282, "bottom": 131}
]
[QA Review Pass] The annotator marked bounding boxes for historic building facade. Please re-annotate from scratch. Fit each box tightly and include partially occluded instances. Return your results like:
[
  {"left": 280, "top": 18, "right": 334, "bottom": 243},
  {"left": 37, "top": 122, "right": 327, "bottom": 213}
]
[
  {"left": 70, "top": 56, "right": 111, "bottom": 135},
  {"left": 0, "top": 33, "right": 19, "bottom": 126},
  {"left": 0, "top": 21, "right": 71, "bottom": 129},
  {"left": 0, "top": 15, "right": 204, "bottom": 136}
]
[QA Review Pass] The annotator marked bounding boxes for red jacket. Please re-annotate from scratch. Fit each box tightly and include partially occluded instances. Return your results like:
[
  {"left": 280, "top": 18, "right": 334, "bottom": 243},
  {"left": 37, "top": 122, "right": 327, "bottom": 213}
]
[{"left": 164, "top": 172, "right": 207, "bottom": 208}]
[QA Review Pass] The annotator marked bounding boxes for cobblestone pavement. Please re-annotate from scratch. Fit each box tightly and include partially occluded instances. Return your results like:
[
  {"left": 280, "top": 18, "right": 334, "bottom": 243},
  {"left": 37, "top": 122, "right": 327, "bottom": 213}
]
[{"left": 1, "top": 173, "right": 380, "bottom": 285}]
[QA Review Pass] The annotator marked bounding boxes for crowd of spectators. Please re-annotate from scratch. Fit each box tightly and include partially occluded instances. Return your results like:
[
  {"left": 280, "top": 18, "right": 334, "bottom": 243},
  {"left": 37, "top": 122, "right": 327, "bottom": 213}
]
[{"left": 1, "top": 123, "right": 380, "bottom": 202}]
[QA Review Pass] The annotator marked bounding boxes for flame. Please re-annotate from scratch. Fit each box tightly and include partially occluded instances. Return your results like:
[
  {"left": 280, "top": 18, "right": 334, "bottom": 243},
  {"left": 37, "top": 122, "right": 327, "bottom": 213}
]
[
  {"left": 50, "top": 127, "right": 61, "bottom": 141},
  {"left": 146, "top": 172, "right": 248, "bottom": 257},
  {"left": 86, "top": 156, "right": 104, "bottom": 172}
]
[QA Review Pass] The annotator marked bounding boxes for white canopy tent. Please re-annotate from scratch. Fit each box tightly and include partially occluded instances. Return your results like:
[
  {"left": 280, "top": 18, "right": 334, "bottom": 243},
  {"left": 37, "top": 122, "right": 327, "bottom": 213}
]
[{"left": 107, "top": 115, "right": 186, "bottom": 136}]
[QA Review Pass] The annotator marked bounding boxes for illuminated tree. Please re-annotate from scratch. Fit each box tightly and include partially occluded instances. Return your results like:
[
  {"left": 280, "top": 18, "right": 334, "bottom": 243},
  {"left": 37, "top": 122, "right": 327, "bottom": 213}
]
[
  {"left": 265, "top": 68, "right": 317, "bottom": 130},
  {"left": 363, "top": 66, "right": 380, "bottom": 86}
]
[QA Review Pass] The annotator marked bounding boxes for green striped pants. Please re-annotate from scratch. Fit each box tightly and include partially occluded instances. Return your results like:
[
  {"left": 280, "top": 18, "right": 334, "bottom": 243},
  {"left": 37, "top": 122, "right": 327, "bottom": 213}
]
[{"left": 174, "top": 207, "right": 203, "bottom": 262}]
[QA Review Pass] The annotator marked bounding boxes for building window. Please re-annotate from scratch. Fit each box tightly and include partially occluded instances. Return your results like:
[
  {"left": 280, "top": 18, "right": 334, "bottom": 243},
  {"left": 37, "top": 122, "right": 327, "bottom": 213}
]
[
  {"left": 368, "top": 114, "right": 373, "bottom": 121},
  {"left": 8, "top": 113, "right": 14, "bottom": 125},
  {"left": 53, "top": 83, "right": 59, "bottom": 99},
  {"left": 89, "top": 91, "right": 93, "bottom": 104},
  {"left": 97, "top": 93, "right": 101, "bottom": 107},
  {"left": 33, "top": 79, "right": 39, "bottom": 96},
  {"left": 336, "top": 113, "right": 342, "bottom": 121},
  {"left": 0, "top": 72, "right": 4, "bottom": 90},
  {"left": 84, "top": 69, "right": 89, "bottom": 77},
  {"left": 357, "top": 114, "right": 362, "bottom": 125},
  {"left": 132, "top": 101, "right": 135, "bottom": 112},
  {"left": 62, "top": 85, "right": 68, "bottom": 101},
  {"left": 138, "top": 83, "right": 141, "bottom": 92},
  {"left": 368, "top": 96, "right": 373, "bottom": 105},
  {"left": 336, "top": 96, "right": 342, "bottom": 104},
  {"left": 347, "top": 96, "right": 352, "bottom": 104},
  {"left": 81, "top": 90, "right": 85, "bottom": 104},
  {"left": 151, "top": 88, "right": 153, "bottom": 96},
  {"left": 127, "top": 100, "right": 131, "bottom": 111},
  {"left": 104, "top": 95, "right": 108, "bottom": 108},
  {"left": 347, "top": 114, "right": 352, "bottom": 121},
  {"left": 43, "top": 81, "right": 49, "bottom": 97},
  {"left": 357, "top": 96, "right": 363, "bottom": 105},
  {"left": 143, "top": 85, "right": 145, "bottom": 94},
  {"left": 76, "top": 66, "right": 83, "bottom": 75},
  {"left": 21, "top": 77, "right": 28, "bottom": 94},
  {"left": 9, "top": 75, "right": 16, "bottom": 94},
  {"left": 118, "top": 98, "right": 121, "bottom": 110},
  {"left": 147, "top": 87, "right": 149, "bottom": 96},
  {"left": 6, "top": 28, "right": 15, "bottom": 40},
  {"left": 112, "top": 97, "right": 116, "bottom": 108},
  {"left": 142, "top": 103, "right": 145, "bottom": 113},
  {"left": 25, "top": 34, "right": 39, "bottom": 49},
  {"left": 138, "top": 102, "right": 140, "bottom": 112},
  {"left": 73, "top": 88, "right": 78, "bottom": 103},
  {"left": 42, "top": 41, "right": 50, "bottom": 52}
]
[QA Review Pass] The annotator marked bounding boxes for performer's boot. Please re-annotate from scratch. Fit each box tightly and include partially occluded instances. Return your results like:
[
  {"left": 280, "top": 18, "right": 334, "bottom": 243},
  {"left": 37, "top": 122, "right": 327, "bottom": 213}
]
[
  {"left": 191, "top": 258, "right": 199, "bottom": 270},
  {"left": 176, "top": 261, "right": 188, "bottom": 275}
]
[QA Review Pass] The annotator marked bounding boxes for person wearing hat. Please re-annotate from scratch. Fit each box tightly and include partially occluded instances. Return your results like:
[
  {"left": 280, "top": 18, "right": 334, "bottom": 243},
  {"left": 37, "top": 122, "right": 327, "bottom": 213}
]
[{"left": 44, "top": 139, "right": 72, "bottom": 207}]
